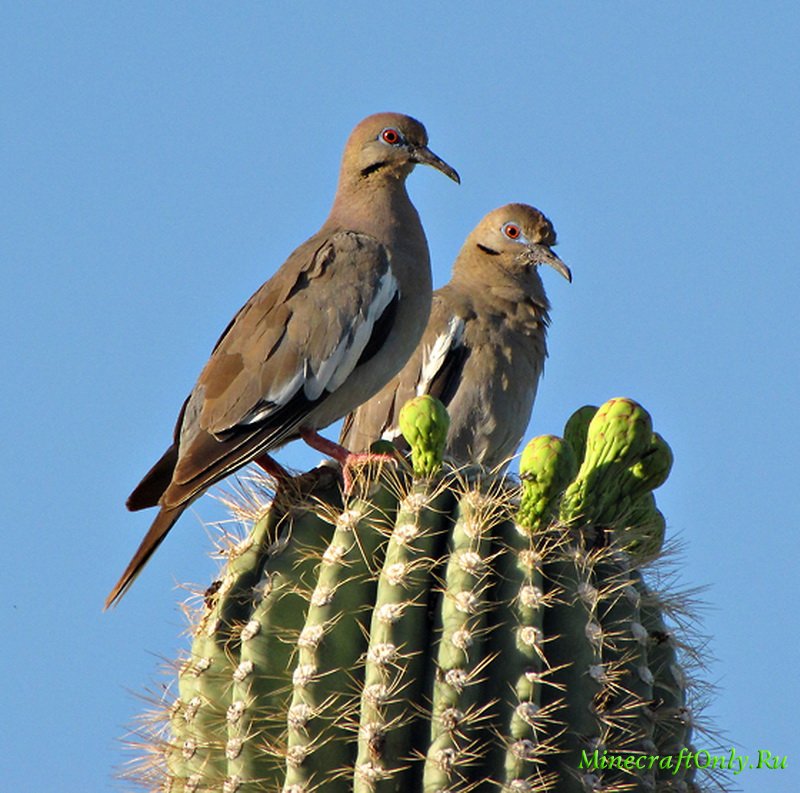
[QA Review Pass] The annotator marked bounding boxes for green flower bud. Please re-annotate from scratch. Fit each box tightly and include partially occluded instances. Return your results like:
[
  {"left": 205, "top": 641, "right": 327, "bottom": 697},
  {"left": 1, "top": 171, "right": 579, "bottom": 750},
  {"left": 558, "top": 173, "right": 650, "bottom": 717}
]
[
  {"left": 398, "top": 395, "right": 450, "bottom": 478},
  {"left": 518, "top": 435, "right": 578, "bottom": 531},
  {"left": 563, "top": 404, "right": 598, "bottom": 464}
]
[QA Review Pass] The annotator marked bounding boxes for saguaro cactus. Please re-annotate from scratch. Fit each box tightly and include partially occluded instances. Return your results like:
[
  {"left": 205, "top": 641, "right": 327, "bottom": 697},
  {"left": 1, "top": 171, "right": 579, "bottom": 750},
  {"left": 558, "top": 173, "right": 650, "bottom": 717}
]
[{"left": 128, "top": 397, "right": 718, "bottom": 793}]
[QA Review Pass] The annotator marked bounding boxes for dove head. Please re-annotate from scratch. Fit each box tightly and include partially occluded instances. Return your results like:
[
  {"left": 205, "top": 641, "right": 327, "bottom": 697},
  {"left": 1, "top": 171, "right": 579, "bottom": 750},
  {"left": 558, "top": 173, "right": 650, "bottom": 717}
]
[
  {"left": 339, "top": 112, "right": 460, "bottom": 187},
  {"left": 458, "top": 203, "right": 572, "bottom": 286}
]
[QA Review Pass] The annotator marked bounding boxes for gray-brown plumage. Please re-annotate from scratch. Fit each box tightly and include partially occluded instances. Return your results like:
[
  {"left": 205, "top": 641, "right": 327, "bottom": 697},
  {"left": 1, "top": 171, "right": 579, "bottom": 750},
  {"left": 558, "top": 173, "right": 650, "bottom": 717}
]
[
  {"left": 106, "top": 112, "right": 458, "bottom": 608},
  {"left": 340, "top": 203, "right": 570, "bottom": 468}
]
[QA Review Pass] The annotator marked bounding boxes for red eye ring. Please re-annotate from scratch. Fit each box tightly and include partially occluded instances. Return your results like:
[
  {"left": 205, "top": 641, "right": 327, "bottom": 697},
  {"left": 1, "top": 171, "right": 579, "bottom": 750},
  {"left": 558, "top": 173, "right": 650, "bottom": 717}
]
[
  {"left": 503, "top": 223, "right": 522, "bottom": 240},
  {"left": 381, "top": 128, "right": 401, "bottom": 145}
]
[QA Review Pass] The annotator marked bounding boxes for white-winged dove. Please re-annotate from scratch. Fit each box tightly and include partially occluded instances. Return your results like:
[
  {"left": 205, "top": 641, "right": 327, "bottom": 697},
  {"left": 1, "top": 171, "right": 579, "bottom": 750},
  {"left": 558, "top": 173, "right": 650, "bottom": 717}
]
[
  {"left": 340, "top": 203, "right": 570, "bottom": 469},
  {"left": 106, "top": 113, "right": 458, "bottom": 608}
]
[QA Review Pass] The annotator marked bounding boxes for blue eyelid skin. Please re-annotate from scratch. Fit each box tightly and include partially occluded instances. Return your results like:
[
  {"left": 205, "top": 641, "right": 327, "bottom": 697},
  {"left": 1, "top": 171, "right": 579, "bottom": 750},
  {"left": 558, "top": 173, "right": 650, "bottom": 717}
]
[
  {"left": 379, "top": 128, "right": 404, "bottom": 145},
  {"left": 502, "top": 222, "right": 529, "bottom": 243}
]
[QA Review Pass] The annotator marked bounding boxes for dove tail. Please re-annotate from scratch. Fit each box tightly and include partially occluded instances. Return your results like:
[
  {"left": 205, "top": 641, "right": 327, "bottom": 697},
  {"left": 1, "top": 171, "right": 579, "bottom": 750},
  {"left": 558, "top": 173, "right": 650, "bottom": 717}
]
[
  {"left": 104, "top": 506, "right": 183, "bottom": 609},
  {"left": 126, "top": 444, "right": 179, "bottom": 511}
]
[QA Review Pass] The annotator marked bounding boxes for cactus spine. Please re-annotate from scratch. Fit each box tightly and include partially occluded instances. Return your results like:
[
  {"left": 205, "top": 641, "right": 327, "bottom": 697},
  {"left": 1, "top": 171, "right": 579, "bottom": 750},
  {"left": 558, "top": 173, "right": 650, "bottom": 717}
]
[{"left": 128, "top": 397, "right": 719, "bottom": 793}]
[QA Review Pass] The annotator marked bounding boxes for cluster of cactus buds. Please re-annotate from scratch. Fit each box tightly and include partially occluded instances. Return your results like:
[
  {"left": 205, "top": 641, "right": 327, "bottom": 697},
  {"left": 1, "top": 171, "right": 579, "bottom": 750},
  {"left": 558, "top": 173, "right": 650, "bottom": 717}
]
[{"left": 127, "top": 397, "right": 719, "bottom": 793}]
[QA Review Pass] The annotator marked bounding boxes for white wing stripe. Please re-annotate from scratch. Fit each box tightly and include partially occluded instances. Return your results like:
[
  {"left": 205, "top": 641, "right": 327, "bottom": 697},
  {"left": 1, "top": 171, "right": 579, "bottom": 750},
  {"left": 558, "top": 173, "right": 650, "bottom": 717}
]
[
  {"left": 417, "top": 315, "right": 465, "bottom": 396},
  {"left": 311, "top": 267, "right": 399, "bottom": 396},
  {"left": 240, "top": 263, "right": 398, "bottom": 424}
]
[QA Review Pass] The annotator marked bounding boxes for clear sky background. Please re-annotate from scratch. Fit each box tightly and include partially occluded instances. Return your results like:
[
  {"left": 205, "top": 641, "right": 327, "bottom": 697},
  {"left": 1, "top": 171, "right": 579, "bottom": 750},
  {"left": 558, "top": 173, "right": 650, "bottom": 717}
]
[{"left": 2, "top": 3, "right": 798, "bottom": 791}]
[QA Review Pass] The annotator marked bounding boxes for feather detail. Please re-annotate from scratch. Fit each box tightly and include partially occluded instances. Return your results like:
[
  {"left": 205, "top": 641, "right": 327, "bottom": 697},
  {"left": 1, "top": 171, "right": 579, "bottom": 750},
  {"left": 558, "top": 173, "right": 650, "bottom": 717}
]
[{"left": 417, "top": 315, "right": 465, "bottom": 396}]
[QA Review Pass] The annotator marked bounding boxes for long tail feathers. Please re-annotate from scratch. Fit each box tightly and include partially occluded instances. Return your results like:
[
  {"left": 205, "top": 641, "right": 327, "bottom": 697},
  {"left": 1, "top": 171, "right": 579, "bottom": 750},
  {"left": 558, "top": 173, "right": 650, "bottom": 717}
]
[
  {"left": 104, "top": 506, "right": 183, "bottom": 609},
  {"left": 126, "top": 444, "right": 179, "bottom": 511}
]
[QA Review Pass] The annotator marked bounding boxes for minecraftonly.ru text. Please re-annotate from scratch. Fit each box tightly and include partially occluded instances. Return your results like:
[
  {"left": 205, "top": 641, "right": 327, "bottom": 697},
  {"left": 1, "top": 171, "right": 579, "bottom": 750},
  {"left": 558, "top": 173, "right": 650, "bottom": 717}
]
[{"left": 579, "top": 748, "right": 786, "bottom": 776}]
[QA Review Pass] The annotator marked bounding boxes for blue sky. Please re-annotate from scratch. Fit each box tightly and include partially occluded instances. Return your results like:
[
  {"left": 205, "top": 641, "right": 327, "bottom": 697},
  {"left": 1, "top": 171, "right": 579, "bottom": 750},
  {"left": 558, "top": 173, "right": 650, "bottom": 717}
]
[{"left": 2, "top": 3, "right": 798, "bottom": 791}]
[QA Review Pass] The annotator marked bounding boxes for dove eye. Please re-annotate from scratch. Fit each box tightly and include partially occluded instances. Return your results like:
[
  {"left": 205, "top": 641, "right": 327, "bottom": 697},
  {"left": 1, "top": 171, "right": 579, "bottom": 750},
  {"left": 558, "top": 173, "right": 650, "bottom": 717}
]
[
  {"left": 503, "top": 222, "right": 522, "bottom": 240},
  {"left": 380, "top": 128, "right": 403, "bottom": 145}
]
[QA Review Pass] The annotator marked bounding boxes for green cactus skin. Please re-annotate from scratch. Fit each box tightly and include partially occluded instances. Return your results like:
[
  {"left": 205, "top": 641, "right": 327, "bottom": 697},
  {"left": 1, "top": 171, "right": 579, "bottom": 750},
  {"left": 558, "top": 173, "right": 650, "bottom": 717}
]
[
  {"left": 369, "top": 439, "right": 402, "bottom": 457},
  {"left": 282, "top": 472, "right": 400, "bottom": 792},
  {"left": 633, "top": 572, "right": 696, "bottom": 788},
  {"left": 620, "top": 493, "right": 667, "bottom": 561},
  {"left": 559, "top": 399, "right": 674, "bottom": 557},
  {"left": 628, "top": 432, "right": 674, "bottom": 496},
  {"left": 560, "top": 397, "right": 654, "bottom": 529},
  {"left": 171, "top": 501, "right": 295, "bottom": 791},
  {"left": 424, "top": 483, "right": 498, "bottom": 792},
  {"left": 354, "top": 477, "right": 454, "bottom": 791},
  {"left": 518, "top": 435, "right": 579, "bottom": 532},
  {"left": 586, "top": 559, "right": 657, "bottom": 792},
  {"left": 130, "top": 398, "right": 720, "bottom": 793},
  {"left": 498, "top": 435, "right": 579, "bottom": 790},
  {"left": 562, "top": 404, "right": 598, "bottom": 466},
  {"left": 398, "top": 394, "right": 450, "bottom": 478},
  {"left": 227, "top": 481, "right": 342, "bottom": 791}
]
